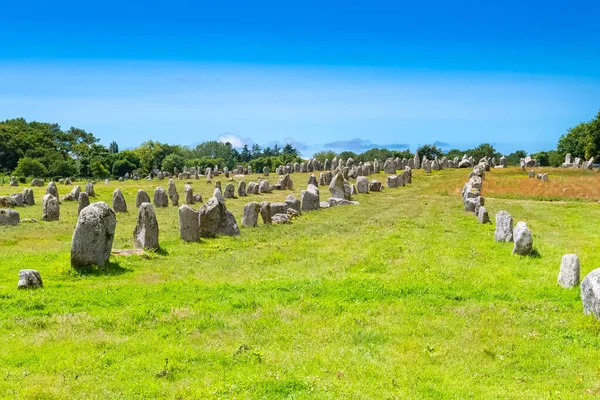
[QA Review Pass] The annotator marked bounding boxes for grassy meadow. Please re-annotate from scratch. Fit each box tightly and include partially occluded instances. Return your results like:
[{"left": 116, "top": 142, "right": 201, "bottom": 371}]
[{"left": 1, "top": 167, "right": 600, "bottom": 398}]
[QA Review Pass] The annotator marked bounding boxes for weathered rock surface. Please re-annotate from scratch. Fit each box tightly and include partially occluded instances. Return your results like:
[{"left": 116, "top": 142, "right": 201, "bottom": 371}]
[
  {"left": 42, "top": 194, "right": 60, "bottom": 221},
  {"left": 71, "top": 202, "right": 116, "bottom": 267},
  {"left": 112, "top": 188, "right": 127, "bottom": 213},
  {"left": 494, "top": 211, "right": 513, "bottom": 242},
  {"left": 178, "top": 205, "right": 199, "bottom": 242},
  {"left": 512, "top": 221, "right": 533, "bottom": 255},
  {"left": 581, "top": 268, "right": 600, "bottom": 319},
  {"left": 17, "top": 269, "right": 43, "bottom": 289},
  {"left": 133, "top": 202, "right": 159, "bottom": 249},
  {"left": 0, "top": 209, "right": 20, "bottom": 225},
  {"left": 242, "top": 202, "right": 261, "bottom": 227},
  {"left": 154, "top": 187, "right": 169, "bottom": 207},
  {"left": 558, "top": 254, "right": 580, "bottom": 288}
]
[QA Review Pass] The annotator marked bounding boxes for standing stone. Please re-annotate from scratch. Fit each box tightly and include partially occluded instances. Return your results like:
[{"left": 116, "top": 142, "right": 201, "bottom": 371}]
[
  {"left": 42, "top": 194, "right": 60, "bottom": 221},
  {"left": 136, "top": 190, "right": 151, "bottom": 208},
  {"left": 112, "top": 188, "right": 127, "bottom": 213},
  {"left": 198, "top": 197, "right": 225, "bottom": 238},
  {"left": 238, "top": 181, "right": 247, "bottom": 197},
  {"left": 224, "top": 183, "right": 236, "bottom": 199},
  {"left": 0, "top": 209, "right": 20, "bottom": 226},
  {"left": 284, "top": 195, "right": 301, "bottom": 215},
  {"left": 512, "top": 221, "right": 533, "bottom": 255},
  {"left": 218, "top": 209, "right": 241, "bottom": 236},
  {"left": 260, "top": 202, "right": 272, "bottom": 225},
  {"left": 301, "top": 184, "right": 320, "bottom": 212},
  {"left": 308, "top": 174, "right": 318, "bottom": 186},
  {"left": 369, "top": 180, "right": 382, "bottom": 192},
  {"left": 329, "top": 173, "right": 348, "bottom": 199},
  {"left": 242, "top": 202, "right": 261, "bottom": 227},
  {"left": 279, "top": 173, "right": 293, "bottom": 190},
  {"left": 10, "top": 176, "right": 19, "bottom": 187},
  {"left": 17, "top": 269, "right": 43, "bottom": 289},
  {"left": 581, "top": 269, "right": 600, "bottom": 319},
  {"left": 386, "top": 176, "right": 398, "bottom": 188},
  {"left": 184, "top": 184, "right": 194, "bottom": 204},
  {"left": 70, "top": 202, "right": 116, "bottom": 267},
  {"left": 494, "top": 211, "right": 513, "bottom": 242},
  {"left": 22, "top": 188, "right": 35, "bottom": 206},
  {"left": 154, "top": 187, "right": 169, "bottom": 207},
  {"left": 167, "top": 179, "right": 179, "bottom": 206},
  {"left": 10, "top": 193, "right": 24, "bottom": 207},
  {"left": 46, "top": 181, "right": 59, "bottom": 199},
  {"left": 356, "top": 176, "right": 369, "bottom": 194},
  {"left": 31, "top": 178, "right": 44, "bottom": 187},
  {"left": 263, "top": 166, "right": 270, "bottom": 176},
  {"left": 558, "top": 254, "right": 580, "bottom": 288},
  {"left": 85, "top": 182, "right": 96, "bottom": 197},
  {"left": 477, "top": 206, "right": 490, "bottom": 223},
  {"left": 258, "top": 180, "right": 271, "bottom": 194},
  {"left": 247, "top": 182, "right": 257, "bottom": 195},
  {"left": 78, "top": 192, "right": 90, "bottom": 215},
  {"left": 213, "top": 188, "right": 224, "bottom": 202},
  {"left": 66, "top": 185, "right": 81, "bottom": 201},
  {"left": 133, "top": 203, "right": 159, "bottom": 249},
  {"left": 178, "top": 205, "right": 200, "bottom": 242}
]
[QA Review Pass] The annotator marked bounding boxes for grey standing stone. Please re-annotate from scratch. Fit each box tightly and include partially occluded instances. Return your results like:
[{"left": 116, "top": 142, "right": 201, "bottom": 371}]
[
  {"left": 258, "top": 180, "right": 271, "bottom": 194},
  {"left": 178, "top": 205, "right": 200, "bottom": 242},
  {"left": 581, "top": 268, "right": 600, "bottom": 319},
  {"left": 260, "top": 202, "right": 272, "bottom": 224},
  {"left": 154, "top": 187, "right": 169, "bottom": 207},
  {"left": 167, "top": 179, "right": 179, "bottom": 206},
  {"left": 184, "top": 184, "right": 194, "bottom": 204},
  {"left": 198, "top": 197, "right": 225, "bottom": 238},
  {"left": 284, "top": 195, "right": 301, "bottom": 215},
  {"left": 85, "top": 182, "right": 96, "bottom": 197},
  {"left": 22, "top": 188, "right": 35, "bottom": 206},
  {"left": 369, "top": 180, "right": 382, "bottom": 192},
  {"left": 31, "top": 178, "right": 44, "bottom": 187},
  {"left": 70, "top": 202, "right": 116, "bottom": 267},
  {"left": 42, "top": 194, "right": 60, "bottom": 221},
  {"left": 512, "top": 221, "right": 533, "bottom": 255},
  {"left": 301, "top": 184, "right": 320, "bottom": 212},
  {"left": 133, "top": 202, "right": 159, "bottom": 249},
  {"left": 224, "top": 183, "right": 236, "bottom": 199},
  {"left": 112, "top": 188, "right": 127, "bottom": 213},
  {"left": 136, "top": 190, "right": 151, "bottom": 208},
  {"left": 494, "top": 211, "right": 513, "bottom": 242},
  {"left": 558, "top": 254, "right": 580, "bottom": 288},
  {"left": 17, "top": 269, "right": 43, "bottom": 289},
  {"left": 477, "top": 206, "right": 490, "bottom": 223},
  {"left": 263, "top": 166, "right": 270, "bottom": 176},
  {"left": 10, "top": 193, "right": 24, "bottom": 207},
  {"left": 328, "top": 198, "right": 359, "bottom": 207},
  {"left": 308, "top": 174, "right": 318, "bottom": 186},
  {"left": 218, "top": 209, "right": 241, "bottom": 236},
  {"left": 279, "top": 173, "right": 293, "bottom": 190},
  {"left": 46, "top": 181, "right": 58, "bottom": 199},
  {"left": 582, "top": 269, "right": 600, "bottom": 319},
  {"left": 213, "top": 188, "right": 224, "bottom": 202},
  {"left": 329, "top": 173, "right": 348, "bottom": 199},
  {"left": 238, "top": 181, "right": 247, "bottom": 197},
  {"left": 356, "top": 176, "right": 369, "bottom": 194},
  {"left": 10, "top": 176, "right": 18, "bottom": 187},
  {"left": 386, "top": 176, "right": 398, "bottom": 188},
  {"left": 78, "top": 192, "right": 90, "bottom": 215},
  {"left": 242, "top": 202, "right": 261, "bottom": 227},
  {"left": 0, "top": 209, "right": 20, "bottom": 225}
]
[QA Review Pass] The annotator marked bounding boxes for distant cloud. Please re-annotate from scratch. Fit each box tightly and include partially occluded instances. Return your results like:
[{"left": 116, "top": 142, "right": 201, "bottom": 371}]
[
  {"left": 433, "top": 141, "right": 450, "bottom": 148},
  {"left": 218, "top": 133, "right": 254, "bottom": 149},
  {"left": 266, "top": 137, "right": 310, "bottom": 151},
  {"left": 323, "top": 138, "right": 409, "bottom": 151}
]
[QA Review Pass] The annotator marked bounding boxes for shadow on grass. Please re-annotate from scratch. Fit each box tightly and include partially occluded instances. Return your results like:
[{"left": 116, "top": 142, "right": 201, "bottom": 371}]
[
  {"left": 528, "top": 249, "right": 542, "bottom": 259},
  {"left": 74, "top": 262, "right": 132, "bottom": 277},
  {"left": 150, "top": 247, "right": 169, "bottom": 256}
]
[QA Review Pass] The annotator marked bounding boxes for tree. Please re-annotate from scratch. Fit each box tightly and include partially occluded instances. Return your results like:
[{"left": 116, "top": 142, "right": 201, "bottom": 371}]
[
  {"left": 444, "top": 149, "right": 464, "bottom": 160},
  {"left": 506, "top": 150, "right": 527, "bottom": 166},
  {"left": 90, "top": 160, "right": 109, "bottom": 178},
  {"left": 466, "top": 143, "right": 500, "bottom": 162},
  {"left": 416, "top": 144, "right": 444, "bottom": 160},
  {"left": 557, "top": 111, "right": 600, "bottom": 160},
  {"left": 313, "top": 150, "right": 337, "bottom": 163},
  {"left": 112, "top": 159, "right": 136, "bottom": 176},
  {"left": 338, "top": 151, "right": 357, "bottom": 161},
  {"left": 161, "top": 153, "right": 185, "bottom": 173},
  {"left": 109, "top": 141, "right": 119, "bottom": 153},
  {"left": 13, "top": 157, "right": 46, "bottom": 177},
  {"left": 240, "top": 145, "right": 251, "bottom": 163}
]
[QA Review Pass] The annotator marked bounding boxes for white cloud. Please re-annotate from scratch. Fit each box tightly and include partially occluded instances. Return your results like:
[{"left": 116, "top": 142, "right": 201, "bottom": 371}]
[{"left": 218, "top": 133, "right": 253, "bottom": 149}]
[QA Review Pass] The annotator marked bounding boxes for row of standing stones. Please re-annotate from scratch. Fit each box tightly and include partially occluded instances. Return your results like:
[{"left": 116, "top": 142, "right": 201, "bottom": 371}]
[
  {"left": 13, "top": 164, "right": 416, "bottom": 289},
  {"left": 460, "top": 158, "right": 600, "bottom": 320}
]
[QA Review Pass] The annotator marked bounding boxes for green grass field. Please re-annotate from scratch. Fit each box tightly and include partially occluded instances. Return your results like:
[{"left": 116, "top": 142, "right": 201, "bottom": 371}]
[{"left": 1, "top": 168, "right": 600, "bottom": 399}]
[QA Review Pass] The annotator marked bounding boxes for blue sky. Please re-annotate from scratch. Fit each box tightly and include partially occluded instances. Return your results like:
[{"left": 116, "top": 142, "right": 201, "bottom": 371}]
[{"left": 1, "top": 0, "right": 600, "bottom": 156}]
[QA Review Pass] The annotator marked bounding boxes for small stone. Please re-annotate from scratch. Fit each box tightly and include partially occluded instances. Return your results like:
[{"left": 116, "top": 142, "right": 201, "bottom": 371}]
[
  {"left": 154, "top": 187, "right": 169, "bottom": 207},
  {"left": 42, "top": 194, "right": 60, "bottom": 221},
  {"left": 17, "top": 269, "right": 43, "bottom": 289},
  {"left": 136, "top": 190, "right": 151, "bottom": 208},
  {"left": 0, "top": 209, "right": 20, "bottom": 226},
  {"left": 494, "top": 211, "right": 513, "bottom": 242},
  {"left": 112, "top": 188, "right": 127, "bottom": 213},
  {"left": 78, "top": 192, "right": 90, "bottom": 215},
  {"left": 477, "top": 206, "right": 490, "bottom": 223}
]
